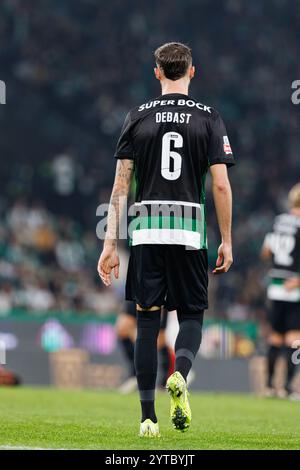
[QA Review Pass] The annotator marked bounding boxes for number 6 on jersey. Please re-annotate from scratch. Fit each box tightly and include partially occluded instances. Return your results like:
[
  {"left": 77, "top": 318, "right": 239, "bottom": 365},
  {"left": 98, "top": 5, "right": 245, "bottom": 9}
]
[{"left": 161, "top": 131, "right": 183, "bottom": 181}]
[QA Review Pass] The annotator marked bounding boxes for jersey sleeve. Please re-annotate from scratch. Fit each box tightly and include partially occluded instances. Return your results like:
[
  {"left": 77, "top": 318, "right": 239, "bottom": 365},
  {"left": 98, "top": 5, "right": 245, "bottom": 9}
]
[
  {"left": 114, "top": 112, "right": 134, "bottom": 160},
  {"left": 208, "top": 113, "right": 235, "bottom": 167}
]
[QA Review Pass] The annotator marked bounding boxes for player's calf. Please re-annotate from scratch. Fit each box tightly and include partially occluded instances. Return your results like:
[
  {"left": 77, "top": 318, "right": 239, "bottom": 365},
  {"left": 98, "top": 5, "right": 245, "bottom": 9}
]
[{"left": 135, "top": 309, "right": 161, "bottom": 426}]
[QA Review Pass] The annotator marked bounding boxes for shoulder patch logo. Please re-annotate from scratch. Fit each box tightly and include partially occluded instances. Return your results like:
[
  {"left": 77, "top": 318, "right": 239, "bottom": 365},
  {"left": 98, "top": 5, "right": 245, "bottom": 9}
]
[{"left": 223, "top": 136, "right": 232, "bottom": 155}]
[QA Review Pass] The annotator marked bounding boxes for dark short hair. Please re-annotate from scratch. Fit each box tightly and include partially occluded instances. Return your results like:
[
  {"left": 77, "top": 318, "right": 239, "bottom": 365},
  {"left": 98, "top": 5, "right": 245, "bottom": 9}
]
[{"left": 154, "top": 42, "right": 192, "bottom": 81}]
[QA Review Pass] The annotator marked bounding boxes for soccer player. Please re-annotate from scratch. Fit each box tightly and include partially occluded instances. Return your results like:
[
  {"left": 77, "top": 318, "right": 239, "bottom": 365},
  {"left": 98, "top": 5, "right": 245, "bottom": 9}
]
[
  {"left": 98, "top": 42, "right": 234, "bottom": 436},
  {"left": 261, "top": 183, "right": 300, "bottom": 399},
  {"left": 117, "top": 303, "right": 174, "bottom": 393}
]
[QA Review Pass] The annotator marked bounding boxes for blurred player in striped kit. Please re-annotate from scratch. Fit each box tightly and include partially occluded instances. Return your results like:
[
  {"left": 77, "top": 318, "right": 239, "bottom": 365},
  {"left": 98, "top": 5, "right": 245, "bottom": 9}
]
[{"left": 262, "top": 183, "right": 300, "bottom": 399}]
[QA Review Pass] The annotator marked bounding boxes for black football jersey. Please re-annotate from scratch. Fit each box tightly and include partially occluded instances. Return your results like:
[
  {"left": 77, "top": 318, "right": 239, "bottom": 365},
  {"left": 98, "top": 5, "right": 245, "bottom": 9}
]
[
  {"left": 264, "top": 213, "right": 300, "bottom": 301},
  {"left": 115, "top": 93, "right": 235, "bottom": 249}
]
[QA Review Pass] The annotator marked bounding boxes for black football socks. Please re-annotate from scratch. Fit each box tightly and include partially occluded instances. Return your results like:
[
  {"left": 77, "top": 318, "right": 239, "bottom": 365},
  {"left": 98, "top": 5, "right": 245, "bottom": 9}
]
[
  {"left": 158, "top": 345, "right": 172, "bottom": 387},
  {"left": 175, "top": 312, "right": 203, "bottom": 382},
  {"left": 266, "top": 344, "right": 281, "bottom": 389},
  {"left": 134, "top": 309, "right": 160, "bottom": 423},
  {"left": 119, "top": 337, "right": 135, "bottom": 377}
]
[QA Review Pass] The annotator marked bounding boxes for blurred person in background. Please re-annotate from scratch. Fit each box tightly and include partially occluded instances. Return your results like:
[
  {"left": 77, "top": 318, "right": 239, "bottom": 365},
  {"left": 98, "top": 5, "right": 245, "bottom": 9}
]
[{"left": 261, "top": 183, "right": 300, "bottom": 399}]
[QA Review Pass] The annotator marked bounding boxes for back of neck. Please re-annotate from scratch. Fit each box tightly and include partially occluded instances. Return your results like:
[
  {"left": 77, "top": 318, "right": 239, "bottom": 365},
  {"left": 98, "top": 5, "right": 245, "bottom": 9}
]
[{"left": 161, "top": 81, "right": 189, "bottom": 96}]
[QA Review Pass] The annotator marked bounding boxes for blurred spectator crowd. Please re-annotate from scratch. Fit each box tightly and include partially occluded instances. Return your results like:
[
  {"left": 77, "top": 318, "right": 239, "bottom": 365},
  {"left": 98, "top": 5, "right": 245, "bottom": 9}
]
[
  {"left": 0, "top": 199, "right": 119, "bottom": 315},
  {"left": 0, "top": 0, "right": 299, "bottom": 320}
]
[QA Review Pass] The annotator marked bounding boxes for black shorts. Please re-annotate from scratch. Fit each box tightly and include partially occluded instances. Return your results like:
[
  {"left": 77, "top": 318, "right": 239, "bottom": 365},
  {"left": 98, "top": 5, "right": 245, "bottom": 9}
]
[
  {"left": 121, "top": 301, "right": 169, "bottom": 330},
  {"left": 126, "top": 245, "right": 208, "bottom": 313},
  {"left": 268, "top": 300, "right": 300, "bottom": 334}
]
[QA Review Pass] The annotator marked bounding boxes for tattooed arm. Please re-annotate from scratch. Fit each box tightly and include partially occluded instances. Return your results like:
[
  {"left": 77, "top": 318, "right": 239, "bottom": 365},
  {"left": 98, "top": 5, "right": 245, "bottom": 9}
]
[
  {"left": 105, "top": 159, "right": 134, "bottom": 247},
  {"left": 98, "top": 159, "right": 134, "bottom": 286}
]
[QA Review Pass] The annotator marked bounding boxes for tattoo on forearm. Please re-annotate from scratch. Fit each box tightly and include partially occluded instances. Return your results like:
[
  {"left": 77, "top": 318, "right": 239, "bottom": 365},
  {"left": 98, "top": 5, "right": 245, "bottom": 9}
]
[
  {"left": 105, "top": 160, "right": 134, "bottom": 243},
  {"left": 115, "top": 159, "right": 134, "bottom": 181}
]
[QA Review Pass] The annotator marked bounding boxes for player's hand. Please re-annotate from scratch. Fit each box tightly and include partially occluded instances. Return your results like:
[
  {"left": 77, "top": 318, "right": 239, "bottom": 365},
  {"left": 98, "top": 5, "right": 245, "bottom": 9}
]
[
  {"left": 97, "top": 245, "right": 120, "bottom": 286},
  {"left": 213, "top": 242, "right": 233, "bottom": 274},
  {"left": 284, "top": 277, "right": 300, "bottom": 291}
]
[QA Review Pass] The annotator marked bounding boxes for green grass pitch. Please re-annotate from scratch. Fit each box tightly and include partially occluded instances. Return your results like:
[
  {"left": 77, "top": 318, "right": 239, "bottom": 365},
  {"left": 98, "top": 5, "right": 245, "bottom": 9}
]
[{"left": 0, "top": 388, "right": 299, "bottom": 450}]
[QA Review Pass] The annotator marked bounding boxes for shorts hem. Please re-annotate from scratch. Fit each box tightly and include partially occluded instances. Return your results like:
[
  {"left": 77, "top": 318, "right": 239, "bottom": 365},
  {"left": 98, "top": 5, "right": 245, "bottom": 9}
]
[{"left": 125, "top": 294, "right": 208, "bottom": 313}]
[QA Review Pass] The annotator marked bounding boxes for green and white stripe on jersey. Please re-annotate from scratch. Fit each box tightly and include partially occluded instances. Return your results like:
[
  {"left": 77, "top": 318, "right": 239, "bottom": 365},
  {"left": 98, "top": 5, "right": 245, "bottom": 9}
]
[
  {"left": 267, "top": 277, "right": 300, "bottom": 302},
  {"left": 129, "top": 200, "right": 207, "bottom": 250}
]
